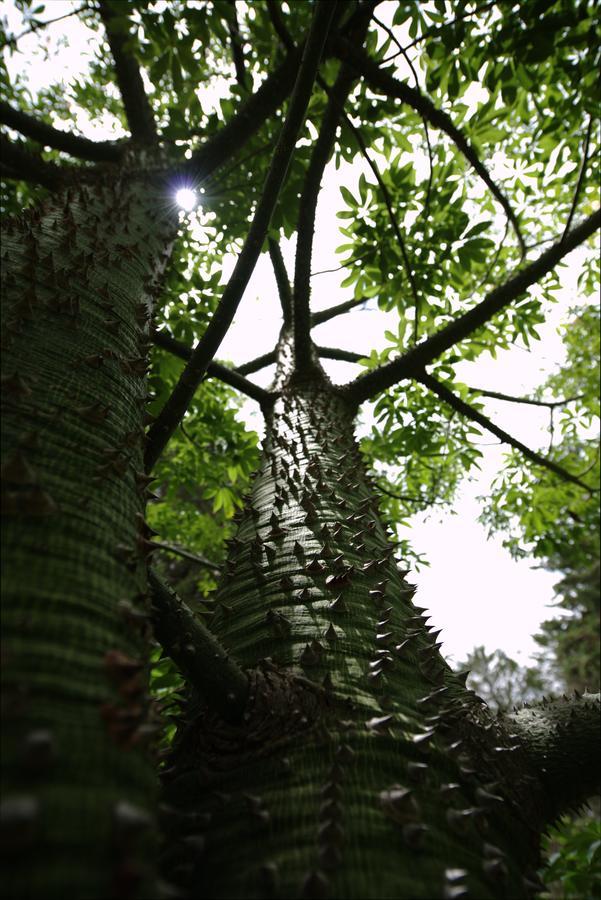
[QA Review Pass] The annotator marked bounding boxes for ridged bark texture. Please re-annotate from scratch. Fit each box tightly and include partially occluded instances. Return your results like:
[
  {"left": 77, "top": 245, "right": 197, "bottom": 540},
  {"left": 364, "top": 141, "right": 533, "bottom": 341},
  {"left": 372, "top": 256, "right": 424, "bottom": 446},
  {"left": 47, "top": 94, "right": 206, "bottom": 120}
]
[
  {"left": 163, "top": 353, "right": 547, "bottom": 899},
  {"left": 1, "top": 170, "right": 177, "bottom": 898}
]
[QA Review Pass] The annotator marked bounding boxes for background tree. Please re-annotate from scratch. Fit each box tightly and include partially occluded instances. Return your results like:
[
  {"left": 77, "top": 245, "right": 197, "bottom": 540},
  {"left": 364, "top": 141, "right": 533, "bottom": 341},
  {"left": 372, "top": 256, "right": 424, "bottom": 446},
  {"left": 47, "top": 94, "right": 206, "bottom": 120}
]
[{"left": 1, "top": 2, "right": 600, "bottom": 899}]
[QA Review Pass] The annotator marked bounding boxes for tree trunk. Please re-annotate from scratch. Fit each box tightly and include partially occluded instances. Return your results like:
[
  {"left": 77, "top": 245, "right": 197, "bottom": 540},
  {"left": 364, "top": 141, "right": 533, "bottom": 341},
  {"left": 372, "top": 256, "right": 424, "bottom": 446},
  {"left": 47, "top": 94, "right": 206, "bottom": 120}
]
[
  {"left": 161, "top": 345, "right": 597, "bottom": 899},
  {"left": 1, "top": 167, "right": 177, "bottom": 899}
]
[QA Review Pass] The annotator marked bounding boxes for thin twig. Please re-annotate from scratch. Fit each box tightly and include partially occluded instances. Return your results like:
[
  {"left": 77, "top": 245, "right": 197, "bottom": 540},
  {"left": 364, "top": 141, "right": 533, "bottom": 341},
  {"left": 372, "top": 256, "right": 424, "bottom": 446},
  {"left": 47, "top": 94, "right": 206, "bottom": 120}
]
[
  {"left": 466, "top": 387, "right": 587, "bottom": 409},
  {"left": 561, "top": 116, "right": 593, "bottom": 243},
  {"left": 153, "top": 541, "right": 220, "bottom": 571},
  {"left": 0, "top": 99, "right": 124, "bottom": 162},
  {"left": 418, "top": 371, "right": 598, "bottom": 493}
]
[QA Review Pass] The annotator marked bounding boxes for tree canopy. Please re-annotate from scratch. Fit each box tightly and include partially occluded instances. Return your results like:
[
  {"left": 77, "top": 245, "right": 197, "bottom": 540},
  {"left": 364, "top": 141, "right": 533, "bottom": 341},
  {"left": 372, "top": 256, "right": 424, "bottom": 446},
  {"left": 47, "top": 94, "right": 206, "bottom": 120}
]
[{"left": 1, "top": 2, "right": 600, "bottom": 897}]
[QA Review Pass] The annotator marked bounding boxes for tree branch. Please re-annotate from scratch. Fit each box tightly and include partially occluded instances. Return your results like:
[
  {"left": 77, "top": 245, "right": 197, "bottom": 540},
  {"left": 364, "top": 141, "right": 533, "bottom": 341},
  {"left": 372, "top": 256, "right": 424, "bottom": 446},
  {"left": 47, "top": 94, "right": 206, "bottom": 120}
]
[
  {"left": 311, "top": 295, "right": 370, "bottom": 326},
  {"left": 561, "top": 116, "right": 593, "bottom": 243},
  {"left": 466, "top": 387, "right": 587, "bottom": 409},
  {"left": 0, "top": 5, "right": 86, "bottom": 49},
  {"left": 317, "top": 346, "right": 363, "bottom": 364},
  {"left": 342, "top": 115, "right": 422, "bottom": 341},
  {"left": 145, "top": 1, "right": 338, "bottom": 471},
  {"left": 0, "top": 133, "right": 72, "bottom": 189},
  {"left": 343, "top": 210, "right": 601, "bottom": 406},
  {"left": 331, "top": 38, "right": 526, "bottom": 256},
  {"left": 293, "top": 59, "right": 358, "bottom": 369},
  {"left": 503, "top": 692, "right": 600, "bottom": 823},
  {"left": 226, "top": 1, "right": 248, "bottom": 91},
  {"left": 98, "top": 0, "right": 158, "bottom": 145},
  {"left": 148, "top": 570, "right": 249, "bottom": 723},
  {"left": 268, "top": 238, "right": 293, "bottom": 326},
  {"left": 152, "top": 330, "right": 272, "bottom": 407},
  {"left": 417, "top": 372, "right": 598, "bottom": 492},
  {"left": 236, "top": 349, "right": 278, "bottom": 376},
  {"left": 153, "top": 541, "right": 220, "bottom": 571},
  {"left": 0, "top": 100, "right": 124, "bottom": 162}
]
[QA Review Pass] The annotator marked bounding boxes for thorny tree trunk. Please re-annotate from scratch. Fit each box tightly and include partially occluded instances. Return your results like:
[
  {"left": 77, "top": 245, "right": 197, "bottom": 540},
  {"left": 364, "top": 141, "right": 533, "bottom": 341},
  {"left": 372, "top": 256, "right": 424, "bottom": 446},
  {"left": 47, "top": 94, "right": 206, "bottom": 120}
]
[
  {"left": 1, "top": 168, "right": 177, "bottom": 899},
  {"left": 160, "top": 338, "right": 600, "bottom": 899}
]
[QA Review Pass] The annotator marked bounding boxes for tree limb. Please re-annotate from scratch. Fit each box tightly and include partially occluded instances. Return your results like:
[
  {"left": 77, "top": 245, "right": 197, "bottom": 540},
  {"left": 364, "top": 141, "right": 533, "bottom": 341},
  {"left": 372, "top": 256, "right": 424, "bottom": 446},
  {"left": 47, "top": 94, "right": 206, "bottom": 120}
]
[
  {"left": 152, "top": 330, "right": 272, "bottom": 407},
  {"left": 0, "top": 133, "right": 72, "bottom": 189},
  {"left": 562, "top": 116, "right": 593, "bottom": 243},
  {"left": 236, "top": 349, "right": 278, "bottom": 376},
  {"left": 417, "top": 372, "right": 598, "bottom": 493},
  {"left": 466, "top": 387, "right": 587, "bottom": 409},
  {"left": 98, "top": 0, "right": 158, "bottom": 145},
  {"left": 311, "top": 295, "right": 370, "bottom": 326},
  {"left": 0, "top": 4, "right": 86, "bottom": 49},
  {"left": 331, "top": 37, "right": 526, "bottom": 255},
  {"left": 145, "top": 1, "right": 338, "bottom": 471},
  {"left": 341, "top": 115, "right": 422, "bottom": 340},
  {"left": 153, "top": 541, "right": 220, "bottom": 571},
  {"left": 268, "top": 238, "right": 293, "bottom": 326},
  {"left": 342, "top": 210, "right": 601, "bottom": 406},
  {"left": 226, "top": 1, "right": 248, "bottom": 91},
  {"left": 503, "top": 692, "right": 601, "bottom": 823},
  {"left": 148, "top": 569, "right": 249, "bottom": 723},
  {"left": 293, "top": 59, "right": 358, "bottom": 369},
  {"left": 317, "top": 346, "right": 363, "bottom": 364},
  {"left": 0, "top": 100, "right": 124, "bottom": 162}
]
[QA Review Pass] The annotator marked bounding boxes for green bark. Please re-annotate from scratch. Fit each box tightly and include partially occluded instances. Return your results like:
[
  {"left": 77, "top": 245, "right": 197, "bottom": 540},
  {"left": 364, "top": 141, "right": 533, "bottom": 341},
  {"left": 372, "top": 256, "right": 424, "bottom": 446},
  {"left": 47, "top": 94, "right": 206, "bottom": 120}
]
[
  {"left": 1, "top": 166, "right": 177, "bottom": 898},
  {"left": 162, "top": 344, "right": 550, "bottom": 899}
]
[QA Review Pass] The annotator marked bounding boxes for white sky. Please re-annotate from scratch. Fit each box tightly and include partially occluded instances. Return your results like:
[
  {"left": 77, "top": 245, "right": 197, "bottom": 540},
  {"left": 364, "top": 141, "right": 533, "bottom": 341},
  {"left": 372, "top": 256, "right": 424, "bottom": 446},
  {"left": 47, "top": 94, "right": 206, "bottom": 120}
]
[{"left": 2, "top": 0, "right": 593, "bottom": 667}]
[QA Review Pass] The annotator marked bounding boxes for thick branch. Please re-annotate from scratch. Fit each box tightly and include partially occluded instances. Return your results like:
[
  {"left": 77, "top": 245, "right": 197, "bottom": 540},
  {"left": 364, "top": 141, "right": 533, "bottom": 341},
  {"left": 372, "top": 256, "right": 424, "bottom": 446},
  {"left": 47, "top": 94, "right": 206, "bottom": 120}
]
[
  {"left": 0, "top": 100, "right": 124, "bottom": 162},
  {"left": 148, "top": 570, "right": 249, "bottom": 723},
  {"left": 268, "top": 238, "right": 293, "bottom": 326},
  {"left": 293, "top": 60, "right": 357, "bottom": 369},
  {"left": 466, "top": 387, "right": 587, "bottom": 409},
  {"left": 98, "top": 1, "right": 158, "bottom": 144},
  {"left": 152, "top": 330, "right": 272, "bottom": 406},
  {"left": 145, "top": 1, "right": 337, "bottom": 471},
  {"left": 417, "top": 372, "right": 597, "bottom": 492},
  {"left": 332, "top": 38, "right": 525, "bottom": 255},
  {"left": 504, "top": 693, "right": 600, "bottom": 822},
  {"left": 343, "top": 210, "right": 601, "bottom": 406},
  {"left": 317, "top": 346, "right": 363, "bottom": 364},
  {"left": 0, "top": 133, "right": 70, "bottom": 189},
  {"left": 311, "top": 296, "right": 369, "bottom": 326}
]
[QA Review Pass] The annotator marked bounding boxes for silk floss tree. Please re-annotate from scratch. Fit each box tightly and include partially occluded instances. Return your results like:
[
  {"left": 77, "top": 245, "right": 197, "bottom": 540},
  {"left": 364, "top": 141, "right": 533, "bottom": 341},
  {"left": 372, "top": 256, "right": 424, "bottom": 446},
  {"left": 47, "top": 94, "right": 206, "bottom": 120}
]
[{"left": 1, "top": 1, "right": 599, "bottom": 898}]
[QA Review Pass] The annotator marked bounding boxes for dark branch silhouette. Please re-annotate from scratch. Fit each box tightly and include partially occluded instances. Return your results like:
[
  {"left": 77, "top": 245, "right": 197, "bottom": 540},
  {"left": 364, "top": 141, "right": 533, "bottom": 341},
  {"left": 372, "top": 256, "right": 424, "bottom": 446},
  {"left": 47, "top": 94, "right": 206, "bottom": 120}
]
[
  {"left": 98, "top": 1, "right": 159, "bottom": 145},
  {"left": 466, "top": 387, "right": 587, "bottom": 409},
  {"left": 145, "top": 1, "right": 338, "bottom": 471},
  {"left": 332, "top": 38, "right": 526, "bottom": 255},
  {"left": 343, "top": 210, "right": 601, "bottom": 406},
  {"left": 152, "top": 330, "right": 272, "bottom": 406},
  {"left": 0, "top": 100, "right": 124, "bottom": 162},
  {"left": 0, "top": 5, "right": 86, "bottom": 49},
  {"left": 0, "top": 134, "right": 73, "bottom": 189},
  {"left": 311, "top": 296, "right": 370, "bottom": 326},
  {"left": 149, "top": 570, "right": 249, "bottom": 723},
  {"left": 562, "top": 116, "right": 593, "bottom": 243},
  {"left": 293, "top": 61, "right": 358, "bottom": 369},
  {"left": 268, "top": 238, "right": 293, "bottom": 326},
  {"left": 417, "top": 372, "right": 597, "bottom": 493}
]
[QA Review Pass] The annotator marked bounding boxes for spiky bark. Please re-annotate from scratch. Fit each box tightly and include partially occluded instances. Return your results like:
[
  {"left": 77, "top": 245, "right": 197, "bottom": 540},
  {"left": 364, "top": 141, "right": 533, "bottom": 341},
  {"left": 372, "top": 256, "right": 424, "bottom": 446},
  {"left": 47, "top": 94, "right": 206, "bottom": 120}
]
[
  {"left": 160, "top": 338, "right": 583, "bottom": 900},
  {"left": 1, "top": 163, "right": 177, "bottom": 899}
]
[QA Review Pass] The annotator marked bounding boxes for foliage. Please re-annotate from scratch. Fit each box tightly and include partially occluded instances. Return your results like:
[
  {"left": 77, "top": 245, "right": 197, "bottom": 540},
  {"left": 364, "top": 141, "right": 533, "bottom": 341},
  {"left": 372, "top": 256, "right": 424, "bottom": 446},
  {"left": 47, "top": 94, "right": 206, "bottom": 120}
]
[{"left": 540, "top": 813, "right": 601, "bottom": 900}]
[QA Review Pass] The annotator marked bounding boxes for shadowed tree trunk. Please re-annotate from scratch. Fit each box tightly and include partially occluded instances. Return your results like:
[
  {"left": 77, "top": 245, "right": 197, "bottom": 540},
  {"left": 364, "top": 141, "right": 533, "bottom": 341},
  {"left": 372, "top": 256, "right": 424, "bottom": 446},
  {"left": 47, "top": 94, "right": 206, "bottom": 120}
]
[
  {"left": 1, "top": 162, "right": 178, "bottom": 898},
  {"left": 159, "top": 334, "right": 600, "bottom": 899}
]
